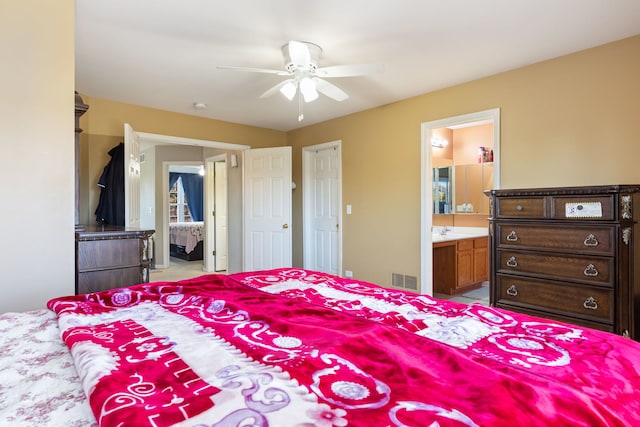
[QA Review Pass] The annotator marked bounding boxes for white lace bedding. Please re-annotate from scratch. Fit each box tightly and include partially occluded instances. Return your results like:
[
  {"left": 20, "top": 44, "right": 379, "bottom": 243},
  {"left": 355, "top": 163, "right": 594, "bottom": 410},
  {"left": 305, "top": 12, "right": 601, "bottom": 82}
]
[
  {"left": 169, "top": 221, "right": 203, "bottom": 253},
  {"left": 0, "top": 309, "right": 96, "bottom": 426}
]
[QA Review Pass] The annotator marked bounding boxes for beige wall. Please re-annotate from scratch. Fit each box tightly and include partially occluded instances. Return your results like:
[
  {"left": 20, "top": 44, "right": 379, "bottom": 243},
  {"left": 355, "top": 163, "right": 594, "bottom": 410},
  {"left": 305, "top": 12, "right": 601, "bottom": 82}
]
[
  {"left": 288, "top": 35, "right": 640, "bottom": 288},
  {"left": 78, "top": 96, "right": 287, "bottom": 225},
  {"left": 4, "top": 5, "right": 638, "bottom": 314},
  {"left": 0, "top": 1, "right": 75, "bottom": 313},
  {"left": 453, "top": 124, "right": 493, "bottom": 165}
]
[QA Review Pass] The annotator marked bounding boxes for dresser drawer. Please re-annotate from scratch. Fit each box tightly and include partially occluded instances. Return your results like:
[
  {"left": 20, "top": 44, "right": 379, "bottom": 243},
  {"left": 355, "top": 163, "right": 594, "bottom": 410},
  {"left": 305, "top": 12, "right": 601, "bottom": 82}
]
[
  {"left": 497, "top": 250, "right": 613, "bottom": 286},
  {"left": 494, "top": 303, "right": 614, "bottom": 333},
  {"left": 496, "top": 275, "right": 614, "bottom": 323},
  {"left": 77, "top": 239, "right": 141, "bottom": 271},
  {"left": 77, "top": 267, "right": 143, "bottom": 295},
  {"left": 495, "top": 223, "right": 615, "bottom": 255},
  {"left": 496, "top": 197, "right": 546, "bottom": 219},
  {"left": 551, "top": 195, "right": 615, "bottom": 221}
]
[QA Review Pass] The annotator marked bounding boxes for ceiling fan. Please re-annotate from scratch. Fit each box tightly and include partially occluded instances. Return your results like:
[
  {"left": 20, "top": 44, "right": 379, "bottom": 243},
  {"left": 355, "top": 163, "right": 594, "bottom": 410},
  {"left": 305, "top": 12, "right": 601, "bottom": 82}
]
[{"left": 218, "top": 40, "right": 383, "bottom": 121}]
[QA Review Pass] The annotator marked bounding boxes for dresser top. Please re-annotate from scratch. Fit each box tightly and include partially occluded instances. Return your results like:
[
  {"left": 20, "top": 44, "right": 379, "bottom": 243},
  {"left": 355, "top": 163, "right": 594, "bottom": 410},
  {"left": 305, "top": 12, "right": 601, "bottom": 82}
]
[
  {"left": 486, "top": 185, "right": 640, "bottom": 198},
  {"left": 76, "top": 224, "right": 155, "bottom": 240}
]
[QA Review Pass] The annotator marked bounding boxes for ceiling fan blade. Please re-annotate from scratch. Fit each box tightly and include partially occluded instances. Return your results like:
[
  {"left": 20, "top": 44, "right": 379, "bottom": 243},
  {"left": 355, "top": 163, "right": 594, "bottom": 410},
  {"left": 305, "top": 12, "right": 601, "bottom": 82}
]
[
  {"left": 288, "top": 40, "right": 311, "bottom": 67},
  {"left": 259, "top": 79, "right": 296, "bottom": 99},
  {"left": 315, "top": 78, "right": 349, "bottom": 102},
  {"left": 217, "top": 65, "right": 290, "bottom": 76},
  {"left": 316, "top": 63, "right": 384, "bottom": 78}
]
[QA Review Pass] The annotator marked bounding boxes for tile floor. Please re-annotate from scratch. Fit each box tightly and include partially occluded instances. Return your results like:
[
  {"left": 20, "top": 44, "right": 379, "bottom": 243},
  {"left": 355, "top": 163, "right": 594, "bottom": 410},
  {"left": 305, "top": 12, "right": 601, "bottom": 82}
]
[{"left": 434, "top": 281, "right": 490, "bottom": 306}]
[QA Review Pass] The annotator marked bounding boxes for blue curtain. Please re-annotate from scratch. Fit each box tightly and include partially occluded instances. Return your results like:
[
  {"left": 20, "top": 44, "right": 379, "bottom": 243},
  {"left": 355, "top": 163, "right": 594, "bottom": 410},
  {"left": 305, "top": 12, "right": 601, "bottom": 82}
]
[
  {"left": 169, "top": 173, "right": 180, "bottom": 192},
  {"left": 169, "top": 172, "right": 203, "bottom": 221}
]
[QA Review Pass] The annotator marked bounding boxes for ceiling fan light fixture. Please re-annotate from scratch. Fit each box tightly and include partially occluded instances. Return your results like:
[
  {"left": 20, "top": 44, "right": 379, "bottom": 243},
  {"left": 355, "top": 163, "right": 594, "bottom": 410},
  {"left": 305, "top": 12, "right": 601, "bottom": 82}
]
[
  {"left": 300, "top": 77, "right": 318, "bottom": 102},
  {"left": 280, "top": 81, "right": 297, "bottom": 100}
]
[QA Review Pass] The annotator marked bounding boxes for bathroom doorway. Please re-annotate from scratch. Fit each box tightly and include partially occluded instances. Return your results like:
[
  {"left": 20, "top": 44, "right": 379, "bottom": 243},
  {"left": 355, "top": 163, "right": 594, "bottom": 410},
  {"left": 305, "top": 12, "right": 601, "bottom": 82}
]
[{"left": 420, "top": 108, "right": 500, "bottom": 295}]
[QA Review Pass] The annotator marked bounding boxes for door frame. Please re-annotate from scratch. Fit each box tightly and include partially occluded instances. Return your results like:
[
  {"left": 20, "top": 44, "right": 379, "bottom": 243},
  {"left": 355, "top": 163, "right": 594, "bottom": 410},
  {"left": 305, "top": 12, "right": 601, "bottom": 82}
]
[
  {"left": 133, "top": 130, "right": 249, "bottom": 270},
  {"left": 162, "top": 161, "right": 206, "bottom": 271},
  {"left": 204, "top": 154, "right": 228, "bottom": 272},
  {"left": 420, "top": 108, "right": 500, "bottom": 295},
  {"left": 302, "top": 140, "right": 343, "bottom": 275}
]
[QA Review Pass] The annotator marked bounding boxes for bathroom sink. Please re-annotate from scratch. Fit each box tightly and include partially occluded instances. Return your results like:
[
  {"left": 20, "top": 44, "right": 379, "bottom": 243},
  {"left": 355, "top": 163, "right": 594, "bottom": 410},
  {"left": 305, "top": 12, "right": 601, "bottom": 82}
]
[{"left": 432, "top": 228, "right": 488, "bottom": 242}]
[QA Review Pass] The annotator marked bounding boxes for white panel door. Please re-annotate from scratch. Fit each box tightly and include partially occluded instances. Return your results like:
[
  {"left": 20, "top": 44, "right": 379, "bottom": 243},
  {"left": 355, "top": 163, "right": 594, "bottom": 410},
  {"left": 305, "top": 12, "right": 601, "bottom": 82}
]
[
  {"left": 304, "top": 143, "right": 341, "bottom": 275},
  {"left": 243, "top": 147, "right": 292, "bottom": 271},
  {"left": 214, "top": 160, "right": 228, "bottom": 271},
  {"left": 124, "top": 123, "right": 141, "bottom": 228}
]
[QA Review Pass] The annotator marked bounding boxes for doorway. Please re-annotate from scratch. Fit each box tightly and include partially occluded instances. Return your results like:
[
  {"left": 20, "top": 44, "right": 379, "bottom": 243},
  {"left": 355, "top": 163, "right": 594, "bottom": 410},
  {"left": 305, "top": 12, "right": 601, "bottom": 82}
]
[
  {"left": 420, "top": 108, "right": 500, "bottom": 295},
  {"left": 130, "top": 126, "right": 250, "bottom": 273},
  {"left": 166, "top": 162, "right": 205, "bottom": 274}
]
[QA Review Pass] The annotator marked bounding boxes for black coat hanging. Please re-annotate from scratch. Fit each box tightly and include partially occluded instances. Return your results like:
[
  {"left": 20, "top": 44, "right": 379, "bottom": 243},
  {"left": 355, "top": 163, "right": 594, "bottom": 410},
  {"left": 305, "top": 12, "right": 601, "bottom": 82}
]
[{"left": 94, "top": 142, "right": 125, "bottom": 226}]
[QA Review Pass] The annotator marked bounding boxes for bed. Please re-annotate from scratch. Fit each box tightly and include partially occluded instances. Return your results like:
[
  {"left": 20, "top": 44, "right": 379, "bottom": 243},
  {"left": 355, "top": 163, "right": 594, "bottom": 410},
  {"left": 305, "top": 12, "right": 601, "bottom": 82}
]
[
  {"left": 169, "top": 221, "right": 204, "bottom": 261},
  {"left": 2, "top": 268, "right": 640, "bottom": 426}
]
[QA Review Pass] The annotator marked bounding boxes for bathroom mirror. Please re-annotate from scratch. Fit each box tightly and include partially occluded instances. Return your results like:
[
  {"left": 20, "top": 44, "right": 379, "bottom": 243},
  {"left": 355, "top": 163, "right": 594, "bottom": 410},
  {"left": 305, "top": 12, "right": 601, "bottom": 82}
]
[
  {"left": 432, "top": 166, "right": 453, "bottom": 214},
  {"left": 454, "top": 163, "right": 493, "bottom": 214}
]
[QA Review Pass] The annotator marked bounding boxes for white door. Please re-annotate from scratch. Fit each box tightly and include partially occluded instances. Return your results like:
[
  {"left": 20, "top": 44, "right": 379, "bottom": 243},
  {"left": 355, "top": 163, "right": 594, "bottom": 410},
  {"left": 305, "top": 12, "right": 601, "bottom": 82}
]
[
  {"left": 124, "top": 123, "right": 141, "bottom": 228},
  {"left": 243, "top": 146, "right": 292, "bottom": 271},
  {"left": 214, "top": 160, "right": 228, "bottom": 271},
  {"left": 303, "top": 142, "right": 342, "bottom": 275}
]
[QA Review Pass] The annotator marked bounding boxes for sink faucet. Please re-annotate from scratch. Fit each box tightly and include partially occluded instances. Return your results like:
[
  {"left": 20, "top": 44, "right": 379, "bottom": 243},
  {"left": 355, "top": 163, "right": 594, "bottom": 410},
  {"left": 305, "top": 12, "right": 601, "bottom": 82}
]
[{"left": 439, "top": 226, "right": 450, "bottom": 236}]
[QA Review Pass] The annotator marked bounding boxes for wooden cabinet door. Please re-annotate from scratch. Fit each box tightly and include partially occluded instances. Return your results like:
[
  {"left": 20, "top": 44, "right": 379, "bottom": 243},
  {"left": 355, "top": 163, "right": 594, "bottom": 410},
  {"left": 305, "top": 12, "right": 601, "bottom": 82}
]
[
  {"left": 473, "top": 237, "right": 489, "bottom": 282},
  {"left": 456, "top": 239, "right": 474, "bottom": 288}
]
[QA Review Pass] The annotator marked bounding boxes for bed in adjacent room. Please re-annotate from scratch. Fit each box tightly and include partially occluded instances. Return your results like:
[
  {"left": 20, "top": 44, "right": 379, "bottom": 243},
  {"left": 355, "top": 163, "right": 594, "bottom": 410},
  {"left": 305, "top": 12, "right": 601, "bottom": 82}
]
[
  {"left": 169, "top": 221, "right": 204, "bottom": 261},
  {"left": 2, "top": 268, "right": 640, "bottom": 426}
]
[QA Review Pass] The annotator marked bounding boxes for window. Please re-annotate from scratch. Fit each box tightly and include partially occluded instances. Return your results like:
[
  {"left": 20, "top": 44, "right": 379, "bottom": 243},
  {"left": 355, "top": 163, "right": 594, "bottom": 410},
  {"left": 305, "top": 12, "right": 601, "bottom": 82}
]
[{"left": 169, "top": 177, "right": 193, "bottom": 223}]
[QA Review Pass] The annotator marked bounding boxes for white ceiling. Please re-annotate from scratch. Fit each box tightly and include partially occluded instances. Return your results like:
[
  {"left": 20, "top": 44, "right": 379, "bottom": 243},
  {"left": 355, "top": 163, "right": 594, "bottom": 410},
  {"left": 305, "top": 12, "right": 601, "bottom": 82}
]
[{"left": 75, "top": 0, "right": 640, "bottom": 132}]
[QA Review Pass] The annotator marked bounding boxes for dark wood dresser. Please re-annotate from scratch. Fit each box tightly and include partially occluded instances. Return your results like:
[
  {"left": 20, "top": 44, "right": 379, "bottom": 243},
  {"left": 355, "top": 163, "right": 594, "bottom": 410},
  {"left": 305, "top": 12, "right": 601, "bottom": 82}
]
[
  {"left": 76, "top": 225, "right": 155, "bottom": 294},
  {"left": 486, "top": 185, "right": 640, "bottom": 339}
]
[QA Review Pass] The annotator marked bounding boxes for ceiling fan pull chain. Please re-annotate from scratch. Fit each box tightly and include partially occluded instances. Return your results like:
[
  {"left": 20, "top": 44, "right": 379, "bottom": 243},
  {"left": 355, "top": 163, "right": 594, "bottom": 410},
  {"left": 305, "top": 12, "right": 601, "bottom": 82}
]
[{"left": 298, "top": 90, "right": 304, "bottom": 121}]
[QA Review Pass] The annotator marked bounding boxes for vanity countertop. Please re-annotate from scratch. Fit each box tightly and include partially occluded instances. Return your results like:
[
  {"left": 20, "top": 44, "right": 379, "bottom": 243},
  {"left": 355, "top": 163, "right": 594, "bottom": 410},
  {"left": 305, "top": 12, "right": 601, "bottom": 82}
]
[{"left": 432, "top": 226, "right": 488, "bottom": 243}]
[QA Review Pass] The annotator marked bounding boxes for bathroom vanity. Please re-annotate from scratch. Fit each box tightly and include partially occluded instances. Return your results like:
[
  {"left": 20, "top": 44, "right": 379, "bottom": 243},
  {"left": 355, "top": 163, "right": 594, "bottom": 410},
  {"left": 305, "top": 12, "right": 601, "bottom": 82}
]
[{"left": 433, "top": 228, "right": 489, "bottom": 295}]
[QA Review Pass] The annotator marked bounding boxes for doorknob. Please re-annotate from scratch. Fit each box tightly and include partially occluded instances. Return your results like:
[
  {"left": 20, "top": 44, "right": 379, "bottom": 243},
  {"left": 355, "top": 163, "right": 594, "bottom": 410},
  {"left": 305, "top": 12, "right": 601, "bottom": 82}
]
[
  {"left": 212, "top": 210, "right": 215, "bottom": 217},
  {"left": 282, "top": 224, "right": 289, "bottom": 229}
]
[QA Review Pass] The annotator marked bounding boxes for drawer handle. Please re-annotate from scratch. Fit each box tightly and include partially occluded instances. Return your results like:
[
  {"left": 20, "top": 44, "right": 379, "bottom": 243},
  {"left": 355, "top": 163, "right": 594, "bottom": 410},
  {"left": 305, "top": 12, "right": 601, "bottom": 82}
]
[
  {"left": 583, "top": 264, "right": 599, "bottom": 277},
  {"left": 516, "top": 204, "right": 524, "bottom": 211},
  {"left": 583, "top": 234, "right": 599, "bottom": 247},
  {"left": 583, "top": 297, "right": 598, "bottom": 310},
  {"left": 506, "top": 256, "right": 518, "bottom": 268},
  {"left": 506, "top": 285, "right": 518, "bottom": 296},
  {"left": 506, "top": 231, "right": 519, "bottom": 242}
]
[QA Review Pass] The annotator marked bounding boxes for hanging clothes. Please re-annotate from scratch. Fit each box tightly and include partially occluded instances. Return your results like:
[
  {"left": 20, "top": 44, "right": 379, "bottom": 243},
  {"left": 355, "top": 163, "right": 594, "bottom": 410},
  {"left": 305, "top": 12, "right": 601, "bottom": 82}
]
[{"left": 95, "top": 142, "right": 125, "bottom": 225}]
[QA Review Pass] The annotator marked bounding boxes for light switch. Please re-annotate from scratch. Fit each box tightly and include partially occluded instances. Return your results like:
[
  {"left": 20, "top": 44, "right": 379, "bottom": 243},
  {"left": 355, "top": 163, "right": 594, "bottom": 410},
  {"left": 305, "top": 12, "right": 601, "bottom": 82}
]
[{"left": 346, "top": 204, "right": 352, "bottom": 215}]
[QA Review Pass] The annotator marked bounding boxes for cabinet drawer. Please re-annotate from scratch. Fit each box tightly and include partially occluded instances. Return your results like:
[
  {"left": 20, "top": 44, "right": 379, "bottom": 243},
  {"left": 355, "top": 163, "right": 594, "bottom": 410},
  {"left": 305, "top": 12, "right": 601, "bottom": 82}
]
[
  {"left": 495, "top": 223, "right": 614, "bottom": 255},
  {"left": 497, "top": 250, "right": 613, "bottom": 286},
  {"left": 496, "top": 275, "right": 614, "bottom": 323},
  {"left": 457, "top": 239, "right": 474, "bottom": 251},
  {"left": 495, "top": 197, "right": 546, "bottom": 218},
  {"left": 77, "top": 239, "right": 140, "bottom": 271},
  {"left": 474, "top": 237, "right": 488, "bottom": 249},
  {"left": 551, "top": 195, "right": 614, "bottom": 221}
]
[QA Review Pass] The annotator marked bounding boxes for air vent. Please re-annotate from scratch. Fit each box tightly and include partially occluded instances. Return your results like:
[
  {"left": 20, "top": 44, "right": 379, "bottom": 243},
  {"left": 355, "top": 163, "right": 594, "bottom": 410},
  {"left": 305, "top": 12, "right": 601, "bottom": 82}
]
[
  {"left": 391, "top": 273, "right": 418, "bottom": 290},
  {"left": 404, "top": 275, "right": 418, "bottom": 290},
  {"left": 392, "top": 273, "right": 404, "bottom": 288}
]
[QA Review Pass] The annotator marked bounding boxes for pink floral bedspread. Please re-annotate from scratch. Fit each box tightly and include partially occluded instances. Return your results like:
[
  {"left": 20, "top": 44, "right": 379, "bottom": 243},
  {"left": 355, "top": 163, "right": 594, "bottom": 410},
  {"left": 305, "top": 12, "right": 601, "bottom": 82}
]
[{"left": 44, "top": 269, "right": 640, "bottom": 426}]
